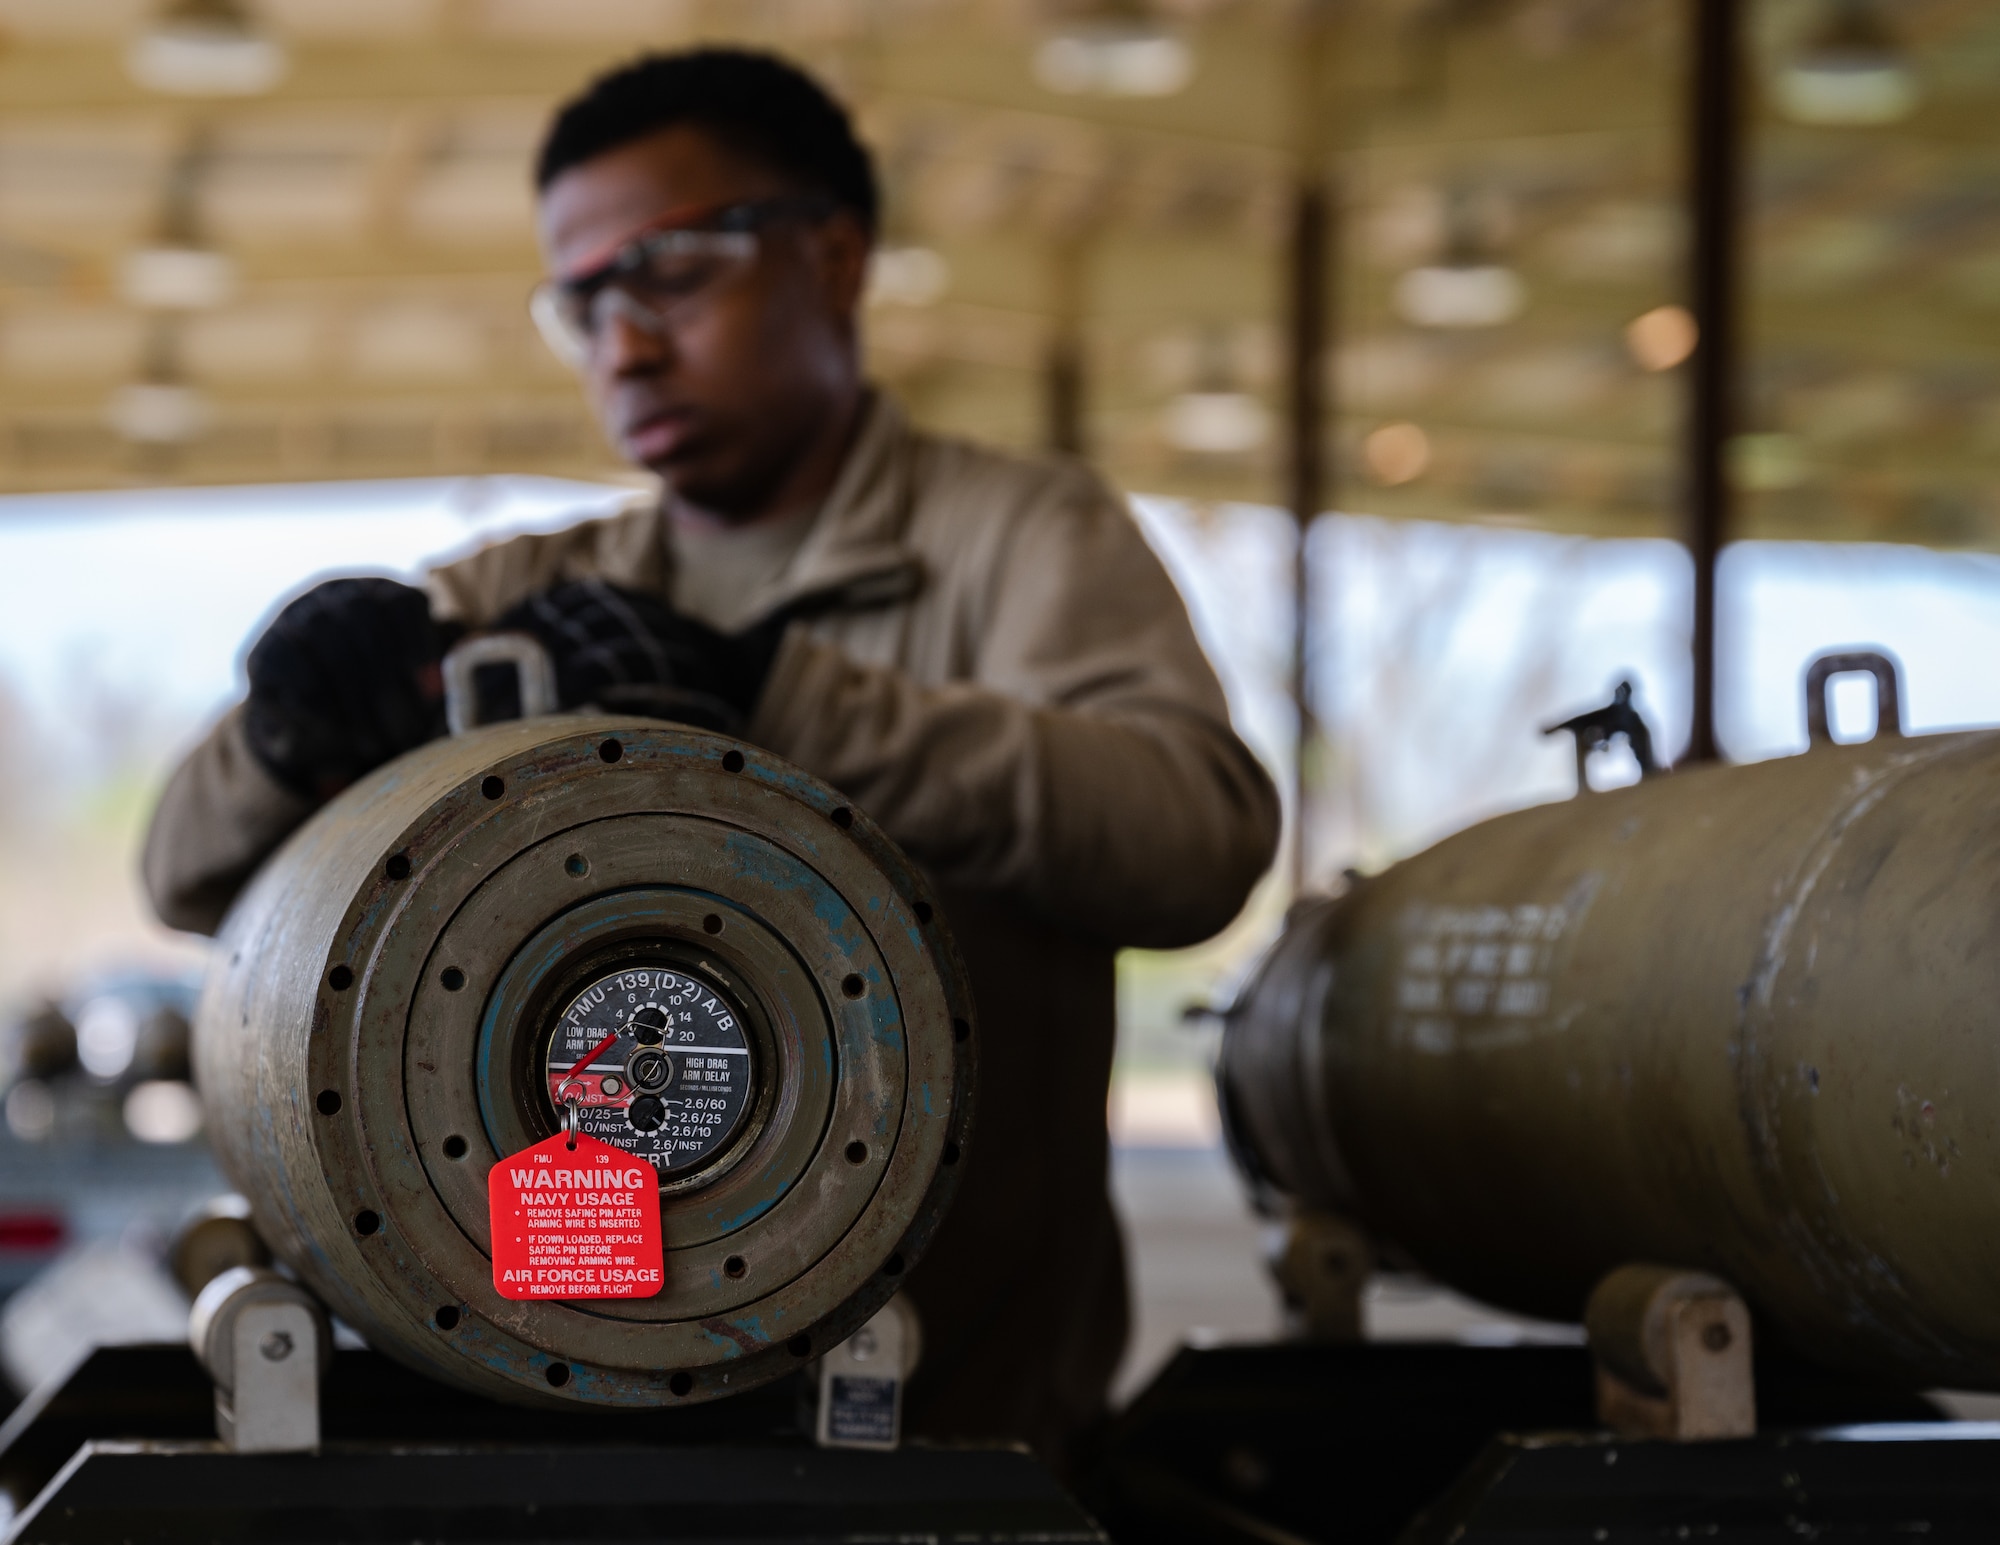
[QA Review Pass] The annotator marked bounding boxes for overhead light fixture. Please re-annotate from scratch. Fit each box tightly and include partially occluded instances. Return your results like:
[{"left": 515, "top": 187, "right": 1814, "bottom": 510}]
[
  {"left": 1625, "top": 304, "right": 1698, "bottom": 372},
  {"left": 119, "top": 245, "right": 236, "bottom": 310},
  {"left": 1775, "top": 0, "right": 1918, "bottom": 126},
  {"left": 108, "top": 381, "right": 210, "bottom": 445},
  {"left": 1363, "top": 422, "right": 1432, "bottom": 486},
  {"left": 1163, "top": 326, "right": 1268, "bottom": 454},
  {"left": 1394, "top": 263, "right": 1524, "bottom": 329},
  {"left": 867, "top": 247, "right": 951, "bottom": 309},
  {"left": 1393, "top": 189, "right": 1525, "bottom": 329},
  {"left": 128, "top": 0, "right": 287, "bottom": 97},
  {"left": 1035, "top": 3, "right": 1193, "bottom": 98},
  {"left": 1164, "top": 390, "right": 1269, "bottom": 455}
]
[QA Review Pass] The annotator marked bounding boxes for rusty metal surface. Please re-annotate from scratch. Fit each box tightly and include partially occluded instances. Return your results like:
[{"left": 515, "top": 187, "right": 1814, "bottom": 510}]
[
  {"left": 195, "top": 716, "right": 974, "bottom": 1409},
  {"left": 1220, "top": 728, "right": 2000, "bottom": 1389}
]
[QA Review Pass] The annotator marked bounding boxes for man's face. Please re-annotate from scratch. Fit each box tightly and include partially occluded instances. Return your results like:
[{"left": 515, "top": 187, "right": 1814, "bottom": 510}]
[{"left": 537, "top": 126, "right": 868, "bottom": 518}]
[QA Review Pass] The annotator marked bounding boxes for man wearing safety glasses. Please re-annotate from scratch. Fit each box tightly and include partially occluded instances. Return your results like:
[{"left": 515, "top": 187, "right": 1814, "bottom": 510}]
[{"left": 143, "top": 48, "right": 1279, "bottom": 1469}]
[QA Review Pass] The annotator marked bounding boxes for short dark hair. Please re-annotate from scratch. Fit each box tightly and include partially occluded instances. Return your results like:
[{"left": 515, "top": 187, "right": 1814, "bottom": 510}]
[{"left": 536, "top": 48, "right": 879, "bottom": 233}]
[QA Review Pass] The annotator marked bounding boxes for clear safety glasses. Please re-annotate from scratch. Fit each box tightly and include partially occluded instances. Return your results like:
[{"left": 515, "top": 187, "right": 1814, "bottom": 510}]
[{"left": 529, "top": 195, "right": 836, "bottom": 369}]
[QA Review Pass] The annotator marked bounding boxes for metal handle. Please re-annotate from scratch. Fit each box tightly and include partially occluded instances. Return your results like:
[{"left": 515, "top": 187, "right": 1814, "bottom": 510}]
[
  {"left": 442, "top": 633, "right": 559, "bottom": 736},
  {"left": 1804, "top": 649, "right": 1902, "bottom": 746},
  {"left": 189, "top": 1266, "right": 331, "bottom": 1453},
  {"left": 1542, "top": 679, "right": 1663, "bottom": 796}
]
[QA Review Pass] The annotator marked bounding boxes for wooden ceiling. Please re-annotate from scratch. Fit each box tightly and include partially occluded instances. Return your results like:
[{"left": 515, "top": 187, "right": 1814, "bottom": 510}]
[
  {"left": 0, "top": 0, "right": 1993, "bottom": 550},
  {"left": 0, "top": 0, "right": 1298, "bottom": 500}
]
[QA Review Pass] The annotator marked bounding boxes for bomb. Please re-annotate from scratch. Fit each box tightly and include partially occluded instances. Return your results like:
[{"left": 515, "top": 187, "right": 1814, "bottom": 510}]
[
  {"left": 196, "top": 715, "right": 973, "bottom": 1408},
  {"left": 1221, "top": 697, "right": 2000, "bottom": 1389}
]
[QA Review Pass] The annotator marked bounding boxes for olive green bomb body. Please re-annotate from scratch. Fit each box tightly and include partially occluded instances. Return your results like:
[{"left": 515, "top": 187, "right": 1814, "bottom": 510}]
[
  {"left": 1222, "top": 728, "right": 2000, "bottom": 1388},
  {"left": 194, "top": 715, "right": 973, "bottom": 1409}
]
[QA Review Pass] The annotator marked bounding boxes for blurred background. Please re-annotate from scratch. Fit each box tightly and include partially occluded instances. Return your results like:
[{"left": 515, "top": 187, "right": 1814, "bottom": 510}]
[{"left": 0, "top": 0, "right": 1995, "bottom": 1402}]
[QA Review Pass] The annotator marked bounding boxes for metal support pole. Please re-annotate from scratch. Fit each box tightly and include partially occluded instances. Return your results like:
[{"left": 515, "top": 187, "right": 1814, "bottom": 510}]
[
  {"left": 1286, "top": 178, "right": 1329, "bottom": 889},
  {"left": 1685, "top": 0, "right": 1741, "bottom": 764},
  {"left": 1282, "top": 0, "right": 1338, "bottom": 892},
  {"left": 1044, "top": 236, "right": 1088, "bottom": 457},
  {"left": 1044, "top": 337, "right": 1085, "bottom": 457}
]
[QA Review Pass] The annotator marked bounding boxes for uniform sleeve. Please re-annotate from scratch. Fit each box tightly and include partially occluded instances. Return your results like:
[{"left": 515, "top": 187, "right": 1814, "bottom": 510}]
[
  {"left": 141, "top": 506, "right": 665, "bottom": 936},
  {"left": 141, "top": 704, "right": 316, "bottom": 936},
  {"left": 746, "top": 470, "right": 1281, "bottom": 949},
  {"left": 425, "top": 503, "right": 667, "bottom": 627}
]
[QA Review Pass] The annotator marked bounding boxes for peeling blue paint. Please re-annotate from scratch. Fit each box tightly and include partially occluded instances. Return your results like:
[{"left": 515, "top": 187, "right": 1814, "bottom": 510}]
[
  {"left": 704, "top": 1188, "right": 790, "bottom": 1233},
  {"left": 814, "top": 888, "right": 859, "bottom": 944},
  {"left": 701, "top": 1329, "right": 747, "bottom": 1358}
]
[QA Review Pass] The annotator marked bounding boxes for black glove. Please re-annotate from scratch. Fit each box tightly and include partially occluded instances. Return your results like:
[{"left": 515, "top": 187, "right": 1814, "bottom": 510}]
[
  {"left": 243, "top": 577, "right": 456, "bottom": 800},
  {"left": 493, "top": 580, "right": 784, "bottom": 735}
]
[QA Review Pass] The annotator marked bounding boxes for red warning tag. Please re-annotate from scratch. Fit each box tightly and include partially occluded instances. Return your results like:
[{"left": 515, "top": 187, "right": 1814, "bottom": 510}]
[{"left": 489, "top": 1132, "right": 663, "bottom": 1300}]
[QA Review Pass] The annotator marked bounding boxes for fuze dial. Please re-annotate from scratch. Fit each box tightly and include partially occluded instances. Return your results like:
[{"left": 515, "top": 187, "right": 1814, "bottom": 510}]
[{"left": 544, "top": 965, "right": 753, "bottom": 1178}]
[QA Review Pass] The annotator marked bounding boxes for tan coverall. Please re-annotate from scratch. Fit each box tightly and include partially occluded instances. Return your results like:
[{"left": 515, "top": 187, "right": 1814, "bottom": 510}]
[{"left": 143, "top": 394, "right": 1282, "bottom": 1462}]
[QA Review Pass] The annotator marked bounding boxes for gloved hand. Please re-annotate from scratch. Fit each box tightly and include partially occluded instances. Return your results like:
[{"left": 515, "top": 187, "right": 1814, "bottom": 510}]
[
  {"left": 243, "top": 577, "right": 457, "bottom": 800},
  {"left": 493, "top": 580, "right": 785, "bottom": 735}
]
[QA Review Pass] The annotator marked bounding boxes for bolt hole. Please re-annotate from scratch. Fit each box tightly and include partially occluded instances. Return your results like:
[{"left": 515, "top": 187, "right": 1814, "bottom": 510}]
[
  {"left": 842, "top": 974, "right": 865, "bottom": 999},
  {"left": 328, "top": 965, "right": 353, "bottom": 992},
  {"left": 702, "top": 914, "right": 723, "bottom": 935},
  {"left": 442, "top": 1134, "right": 468, "bottom": 1160},
  {"left": 315, "top": 1089, "right": 341, "bottom": 1116},
  {"left": 786, "top": 1333, "right": 812, "bottom": 1358},
  {"left": 1703, "top": 1322, "right": 1733, "bottom": 1353},
  {"left": 669, "top": 1371, "right": 693, "bottom": 1397},
  {"left": 385, "top": 852, "right": 411, "bottom": 881},
  {"left": 883, "top": 1252, "right": 905, "bottom": 1277},
  {"left": 598, "top": 738, "right": 623, "bottom": 764},
  {"left": 440, "top": 967, "right": 465, "bottom": 992},
  {"left": 721, "top": 749, "right": 745, "bottom": 773},
  {"left": 943, "top": 1140, "right": 961, "bottom": 1166},
  {"left": 915, "top": 900, "right": 933, "bottom": 924},
  {"left": 723, "top": 1255, "right": 746, "bottom": 1279},
  {"left": 831, "top": 806, "right": 853, "bottom": 829},
  {"left": 481, "top": 775, "right": 504, "bottom": 800},
  {"left": 952, "top": 1018, "right": 970, "bottom": 1043},
  {"left": 354, "top": 1210, "right": 381, "bottom": 1237},
  {"left": 545, "top": 1362, "right": 571, "bottom": 1388},
  {"left": 434, "top": 1305, "right": 460, "bottom": 1331},
  {"left": 564, "top": 853, "right": 590, "bottom": 878},
  {"left": 844, "top": 1140, "right": 868, "bottom": 1165}
]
